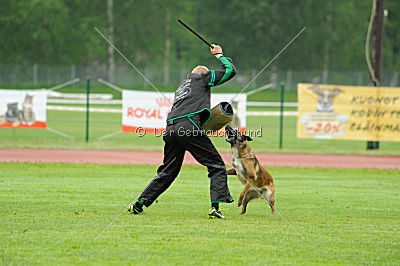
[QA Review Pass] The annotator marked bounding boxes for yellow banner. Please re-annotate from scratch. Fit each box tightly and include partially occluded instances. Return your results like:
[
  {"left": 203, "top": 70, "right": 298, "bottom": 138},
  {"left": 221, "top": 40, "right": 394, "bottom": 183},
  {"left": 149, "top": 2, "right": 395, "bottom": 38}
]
[{"left": 297, "top": 83, "right": 400, "bottom": 141}]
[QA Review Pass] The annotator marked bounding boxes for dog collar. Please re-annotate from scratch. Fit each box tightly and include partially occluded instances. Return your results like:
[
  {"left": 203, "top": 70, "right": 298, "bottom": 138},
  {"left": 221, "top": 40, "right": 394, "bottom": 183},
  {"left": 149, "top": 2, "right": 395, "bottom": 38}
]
[{"left": 234, "top": 152, "right": 255, "bottom": 159}]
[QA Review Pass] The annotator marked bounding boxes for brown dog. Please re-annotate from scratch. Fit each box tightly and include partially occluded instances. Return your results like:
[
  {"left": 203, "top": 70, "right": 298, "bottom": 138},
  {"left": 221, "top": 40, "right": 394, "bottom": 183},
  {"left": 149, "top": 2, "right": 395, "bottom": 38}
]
[{"left": 225, "top": 125, "right": 275, "bottom": 215}]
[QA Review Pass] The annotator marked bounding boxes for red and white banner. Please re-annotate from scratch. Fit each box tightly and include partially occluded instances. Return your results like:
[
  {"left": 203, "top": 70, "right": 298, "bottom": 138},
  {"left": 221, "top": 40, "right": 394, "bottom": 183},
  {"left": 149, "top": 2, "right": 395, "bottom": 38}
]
[
  {"left": 0, "top": 90, "right": 47, "bottom": 128},
  {"left": 122, "top": 90, "right": 246, "bottom": 133}
]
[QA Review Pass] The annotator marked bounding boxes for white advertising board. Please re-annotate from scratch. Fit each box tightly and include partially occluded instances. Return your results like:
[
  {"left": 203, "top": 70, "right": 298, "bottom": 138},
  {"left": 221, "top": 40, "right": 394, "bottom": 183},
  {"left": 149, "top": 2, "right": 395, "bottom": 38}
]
[
  {"left": 122, "top": 90, "right": 246, "bottom": 134},
  {"left": 0, "top": 90, "right": 47, "bottom": 128}
]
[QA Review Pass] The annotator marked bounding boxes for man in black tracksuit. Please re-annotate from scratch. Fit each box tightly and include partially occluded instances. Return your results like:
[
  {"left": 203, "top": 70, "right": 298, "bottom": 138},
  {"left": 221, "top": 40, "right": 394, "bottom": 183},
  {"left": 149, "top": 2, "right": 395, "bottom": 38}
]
[{"left": 129, "top": 44, "right": 236, "bottom": 219}]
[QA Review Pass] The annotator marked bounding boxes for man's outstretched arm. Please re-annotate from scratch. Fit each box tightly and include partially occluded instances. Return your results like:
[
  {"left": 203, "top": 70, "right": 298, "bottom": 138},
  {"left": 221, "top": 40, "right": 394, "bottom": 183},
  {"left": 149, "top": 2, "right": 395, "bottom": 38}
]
[{"left": 205, "top": 44, "right": 237, "bottom": 87}]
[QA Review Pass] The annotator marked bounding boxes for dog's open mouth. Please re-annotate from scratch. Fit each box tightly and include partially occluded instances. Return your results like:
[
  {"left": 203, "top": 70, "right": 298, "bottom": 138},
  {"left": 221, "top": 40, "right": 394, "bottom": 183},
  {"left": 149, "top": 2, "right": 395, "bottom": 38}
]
[{"left": 225, "top": 125, "right": 236, "bottom": 144}]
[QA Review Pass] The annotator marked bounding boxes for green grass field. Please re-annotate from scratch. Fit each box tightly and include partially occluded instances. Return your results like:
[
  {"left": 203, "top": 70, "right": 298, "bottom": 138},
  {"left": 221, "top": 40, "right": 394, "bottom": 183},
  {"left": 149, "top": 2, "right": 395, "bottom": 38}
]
[{"left": 1, "top": 162, "right": 399, "bottom": 264}]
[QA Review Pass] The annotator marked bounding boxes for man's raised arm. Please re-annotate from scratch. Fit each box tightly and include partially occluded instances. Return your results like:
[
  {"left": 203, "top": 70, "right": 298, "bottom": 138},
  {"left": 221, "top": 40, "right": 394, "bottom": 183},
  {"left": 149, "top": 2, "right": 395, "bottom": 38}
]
[{"left": 205, "top": 44, "right": 237, "bottom": 87}]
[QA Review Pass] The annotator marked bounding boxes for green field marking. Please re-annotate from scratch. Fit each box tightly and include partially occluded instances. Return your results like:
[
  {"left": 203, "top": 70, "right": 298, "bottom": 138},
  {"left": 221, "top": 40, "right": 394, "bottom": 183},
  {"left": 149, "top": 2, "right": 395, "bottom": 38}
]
[{"left": 0, "top": 163, "right": 399, "bottom": 264}]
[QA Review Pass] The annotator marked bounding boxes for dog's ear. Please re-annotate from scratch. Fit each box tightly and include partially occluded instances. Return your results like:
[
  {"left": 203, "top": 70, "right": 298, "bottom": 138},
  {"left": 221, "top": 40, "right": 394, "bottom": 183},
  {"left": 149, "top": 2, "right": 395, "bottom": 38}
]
[{"left": 244, "top": 135, "right": 253, "bottom": 142}]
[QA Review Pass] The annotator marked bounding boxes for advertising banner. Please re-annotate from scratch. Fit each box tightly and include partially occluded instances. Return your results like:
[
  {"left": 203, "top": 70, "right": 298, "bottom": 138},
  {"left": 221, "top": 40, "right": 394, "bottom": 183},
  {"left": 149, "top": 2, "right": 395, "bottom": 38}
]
[
  {"left": 0, "top": 90, "right": 47, "bottom": 128},
  {"left": 122, "top": 90, "right": 246, "bottom": 134},
  {"left": 297, "top": 83, "right": 400, "bottom": 141}
]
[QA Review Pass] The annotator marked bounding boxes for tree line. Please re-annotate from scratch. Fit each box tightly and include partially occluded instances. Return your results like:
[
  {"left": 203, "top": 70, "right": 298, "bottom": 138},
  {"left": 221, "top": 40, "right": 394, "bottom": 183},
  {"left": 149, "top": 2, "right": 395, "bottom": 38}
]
[{"left": 1, "top": 0, "right": 399, "bottom": 80}]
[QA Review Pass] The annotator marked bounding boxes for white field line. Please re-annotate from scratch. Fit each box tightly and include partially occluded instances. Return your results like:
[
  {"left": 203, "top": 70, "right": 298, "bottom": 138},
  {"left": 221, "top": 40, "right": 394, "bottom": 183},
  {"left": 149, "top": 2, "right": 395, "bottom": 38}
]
[
  {"left": 48, "top": 91, "right": 113, "bottom": 100},
  {"left": 47, "top": 105, "right": 121, "bottom": 113},
  {"left": 48, "top": 78, "right": 80, "bottom": 91},
  {"left": 46, "top": 127, "right": 75, "bottom": 139},
  {"left": 245, "top": 83, "right": 274, "bottom": 96},
  {"left": 97, "top": 78, "right": 123, "bottom": 92},
  {"left": 97, "top": 130, "right": 123, "bottom": 141},
  {"left": 48, "top": 99, "right": 121, "bottom": 104}
]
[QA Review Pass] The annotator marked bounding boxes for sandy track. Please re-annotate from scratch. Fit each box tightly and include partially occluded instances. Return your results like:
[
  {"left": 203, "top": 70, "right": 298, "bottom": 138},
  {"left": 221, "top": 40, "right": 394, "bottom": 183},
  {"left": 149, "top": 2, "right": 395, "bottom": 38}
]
[{"left": 0, "top": 149, "right": 399, "bottom": 169}]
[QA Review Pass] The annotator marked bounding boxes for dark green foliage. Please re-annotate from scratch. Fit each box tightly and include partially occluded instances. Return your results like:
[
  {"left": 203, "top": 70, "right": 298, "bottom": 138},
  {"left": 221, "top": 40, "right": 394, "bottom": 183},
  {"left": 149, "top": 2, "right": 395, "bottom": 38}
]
[{"left": 0, "top": 0, "right": 398, "bottom": 71}]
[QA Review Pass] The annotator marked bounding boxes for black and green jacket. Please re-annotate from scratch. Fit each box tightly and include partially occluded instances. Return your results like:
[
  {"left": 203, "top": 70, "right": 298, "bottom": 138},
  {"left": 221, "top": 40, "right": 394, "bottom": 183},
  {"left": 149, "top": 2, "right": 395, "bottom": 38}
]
[{"left": 166, "top": 56, "right": 236, "bottom": 127}]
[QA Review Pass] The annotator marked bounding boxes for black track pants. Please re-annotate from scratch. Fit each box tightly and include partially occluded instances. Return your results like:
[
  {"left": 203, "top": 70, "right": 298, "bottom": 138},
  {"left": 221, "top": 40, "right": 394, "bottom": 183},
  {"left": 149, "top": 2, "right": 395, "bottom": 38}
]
[{"left": 137, "top": 116, "right": 233, "bottom": 207}]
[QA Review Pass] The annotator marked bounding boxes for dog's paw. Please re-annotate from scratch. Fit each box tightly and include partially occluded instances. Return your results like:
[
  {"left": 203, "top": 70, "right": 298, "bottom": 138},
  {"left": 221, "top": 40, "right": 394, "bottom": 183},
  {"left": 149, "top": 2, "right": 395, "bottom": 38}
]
[{"left": 237, "top": 202, "right": 242, "bottom": 207}]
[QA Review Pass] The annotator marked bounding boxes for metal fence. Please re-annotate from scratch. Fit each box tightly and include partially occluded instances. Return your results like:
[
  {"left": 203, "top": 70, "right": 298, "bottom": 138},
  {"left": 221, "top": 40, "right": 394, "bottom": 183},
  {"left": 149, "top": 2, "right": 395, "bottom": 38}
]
[{"left": 0, "top": 63, "right": 399, "bottom": 89}]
